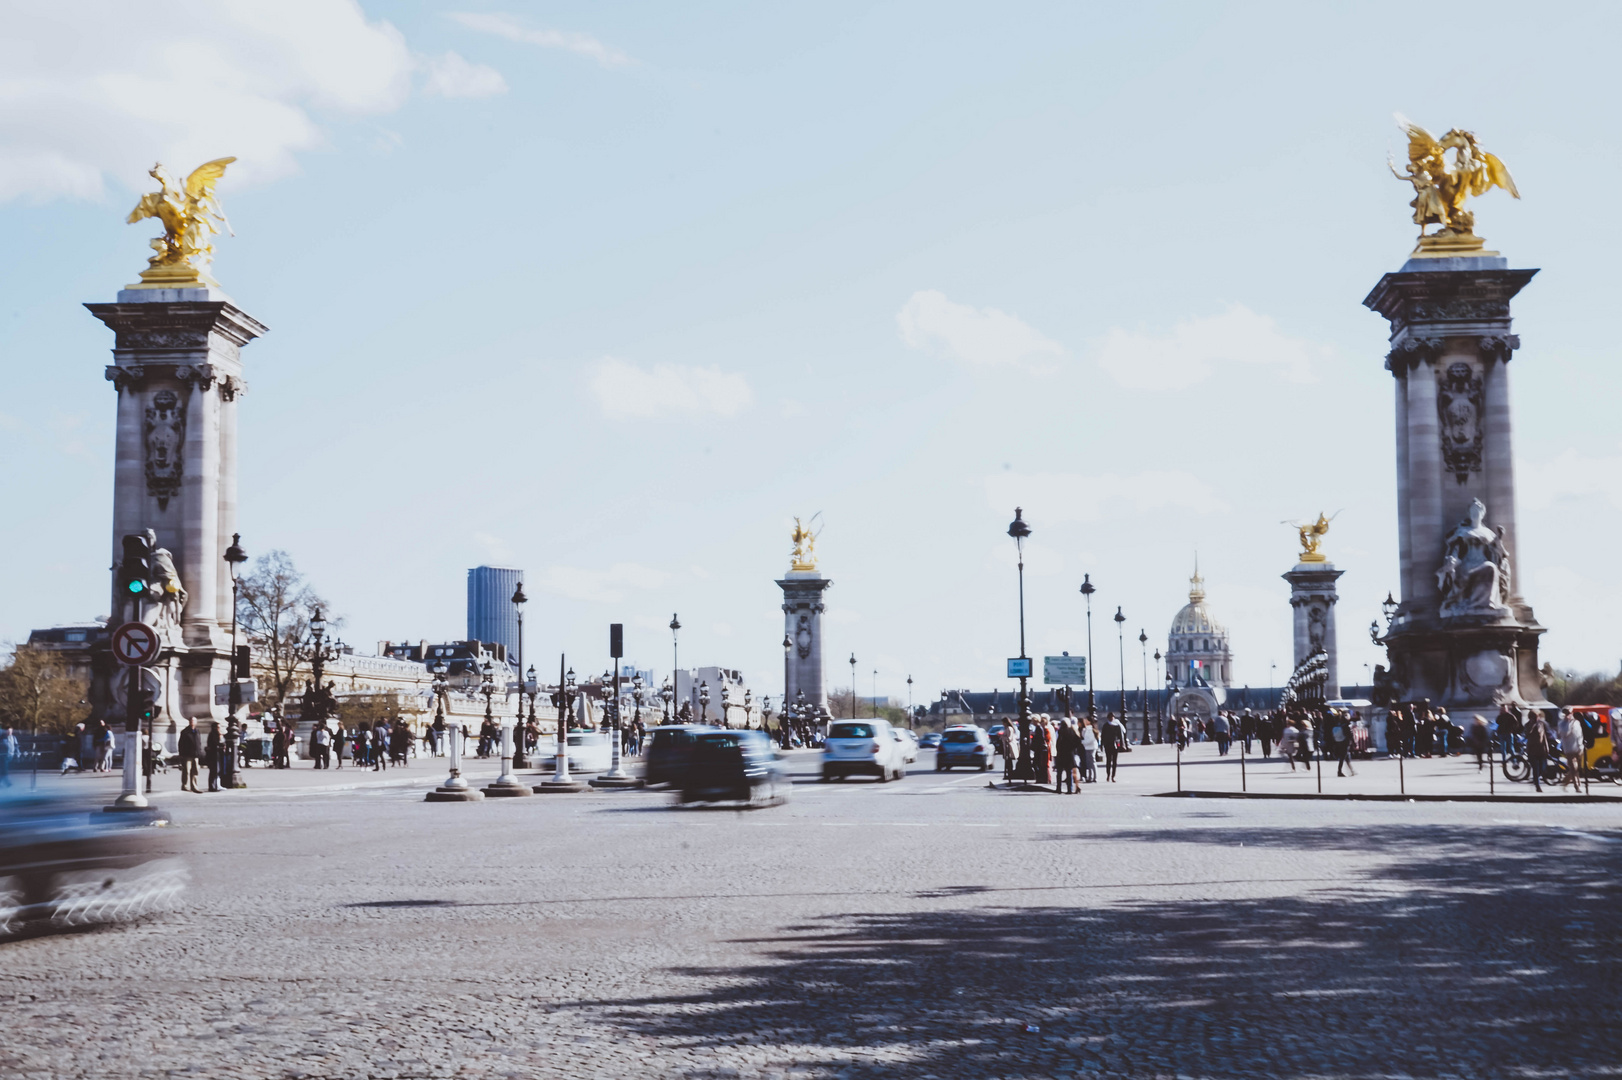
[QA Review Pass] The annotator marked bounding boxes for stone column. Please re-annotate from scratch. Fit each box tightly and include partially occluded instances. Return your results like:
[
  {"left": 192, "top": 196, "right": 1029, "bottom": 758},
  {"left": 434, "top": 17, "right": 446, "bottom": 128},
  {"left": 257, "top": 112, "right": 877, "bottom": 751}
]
[
  {"left": 1283, "top": 562, "right": 1344, "bottom": 700},
  {"left": 88, "top": 286, "right": 268, "bottom": 724},
  {"left": 1364, "top": 255, "right": 1546, "bottom": 709},
  {"left": 777, "top": 570, "right": 832, "bottom": 716}
]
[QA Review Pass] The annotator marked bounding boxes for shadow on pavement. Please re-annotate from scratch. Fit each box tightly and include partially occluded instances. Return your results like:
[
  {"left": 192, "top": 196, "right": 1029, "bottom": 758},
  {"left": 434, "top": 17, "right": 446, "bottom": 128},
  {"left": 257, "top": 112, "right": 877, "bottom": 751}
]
[{"left": 579, "top": 824, "right": 1620, "bottom": 1078}]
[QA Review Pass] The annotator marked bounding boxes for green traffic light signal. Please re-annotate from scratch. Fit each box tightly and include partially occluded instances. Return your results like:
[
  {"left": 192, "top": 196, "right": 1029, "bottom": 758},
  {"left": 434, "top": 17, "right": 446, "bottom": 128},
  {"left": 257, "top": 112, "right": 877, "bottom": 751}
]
[{"left": 127, "top": 579, "right": 147, "bottom": 595}]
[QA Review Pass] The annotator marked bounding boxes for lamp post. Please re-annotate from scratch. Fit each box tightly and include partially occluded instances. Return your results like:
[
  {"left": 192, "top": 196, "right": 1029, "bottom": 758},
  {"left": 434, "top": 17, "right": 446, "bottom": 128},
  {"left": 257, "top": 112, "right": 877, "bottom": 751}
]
[
  {"left": 669, "top": 613, "right": 681, "bottom": 709},
  {"left": 223, "top": 532, "right": 248, "bottom": 790},
  {"left": 660, "top": 677, "right": 673, "bottom": 725},
  {"left": 763, "top": 695, "right": 775, "bottom": 742},
  {"left": 1113, "top": 606, "right": 1127, "bottom": 731},
  {"left": 720, "top": 683, "right": 732, "bottom": 728},
  {"left": 1139, "top": 629, "right": 1151, "bottom": 744},
  {"left": 511, "top": 582, "right": 527, "bottom": 767},
  {"left": 1008, "top": 507, "right": 1033, "bottom": 782},
  {"left": 1153, "top": 649, "right": 1163, "bottom": 742},
  {"left": 795, "top": 688, "right": 808, "bottom": 745},
  {"left": 1079, "top": 574, "right": 1097, "bottom": 722},
  {"left": 906, "top": 675, "right": 913, "bottom": 730},
  {"left": 782, "top": 634, "right": 792, "bottom": 723},
  {"left": 525, "top": 663, "right": 539, "bottom": 752},
  {"left": 480, "top": 658, "right": 528, "bottom": 795},
  {"left": 848, "top": 653, "right": 857, "bottom": 720},
  {"left": 872, "top": 669, "right": 878, "bottom": 720},
  {"left": 426, "top": 657, "right": 483, "bottom": 801},
  {"left": 594, "top": 662, "right": 637, "bottom": 785},
  {"left": 743, "top": 687, "right": 753, "bottom": 729},
  {"left": 699, "top": 680, "right": 710, "bottom": 725},
  {"left": 537, "top": 657, "right": 586, "bottom": 792}
]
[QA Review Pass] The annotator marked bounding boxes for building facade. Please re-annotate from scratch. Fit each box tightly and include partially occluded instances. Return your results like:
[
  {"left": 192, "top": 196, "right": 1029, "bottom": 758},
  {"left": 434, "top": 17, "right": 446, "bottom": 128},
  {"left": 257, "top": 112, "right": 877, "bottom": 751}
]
[{"left": 466, "top": 566, "right": 522, "bottom": 658}]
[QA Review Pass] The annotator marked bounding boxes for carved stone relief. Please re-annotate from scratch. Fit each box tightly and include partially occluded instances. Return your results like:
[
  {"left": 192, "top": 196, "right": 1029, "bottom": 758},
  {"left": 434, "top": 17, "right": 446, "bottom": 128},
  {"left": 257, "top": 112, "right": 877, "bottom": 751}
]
[
  {"left": 1436, "top": 361, "right": 1484, "bottom": 483},
  {"left": 796, "top": 614, "right": 812, "bottom": 660},
  {"left": 144, "top": 389, "right": 186, "bottom": 509}
]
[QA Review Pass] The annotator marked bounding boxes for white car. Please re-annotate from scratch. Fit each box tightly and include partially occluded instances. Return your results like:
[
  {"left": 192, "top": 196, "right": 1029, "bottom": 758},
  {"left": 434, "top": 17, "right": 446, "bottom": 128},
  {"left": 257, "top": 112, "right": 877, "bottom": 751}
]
[
  {"left": 822, "top": 719, "right": 908, "bottom": 782},
  {"left": 565, "top": 731, "right": 611, "bottom": 773},
  {"left": 893, "top": 728, "right": 919, "bottom": 764}
]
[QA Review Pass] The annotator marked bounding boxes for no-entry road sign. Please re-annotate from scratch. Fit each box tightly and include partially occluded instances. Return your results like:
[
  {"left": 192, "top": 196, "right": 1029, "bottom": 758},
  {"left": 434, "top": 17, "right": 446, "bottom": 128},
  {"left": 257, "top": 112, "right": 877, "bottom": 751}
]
[{"left": 111, "top": 621, "right": 160, "bottom": 666}]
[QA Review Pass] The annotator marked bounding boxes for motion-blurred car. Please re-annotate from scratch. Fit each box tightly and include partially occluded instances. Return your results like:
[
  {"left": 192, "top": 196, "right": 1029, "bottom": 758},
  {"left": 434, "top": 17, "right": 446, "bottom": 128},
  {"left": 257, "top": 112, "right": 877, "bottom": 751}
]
[
  {"left": 566, "top": 731, "right": 612, "bottom": 773},
  {"left": 643, "top": 724, "right": 717, "bottom": 787},
  {"left": 894, "top": 729, "right": 919, "bottom": 763},
  {"left": 0, "top": 792, "right": 185, "bottom": 936},
  {"left": 677, "top": 730, "right": 789, "bottom": 806},
  {"left": 936, "top": 725, "right": 993, "bottom": 771},
  {"left": 822, "top": 719, "right": 907, "bottom": 782},
  {"left": 918, "top": 732, "right": 942, "bottom": 750}
]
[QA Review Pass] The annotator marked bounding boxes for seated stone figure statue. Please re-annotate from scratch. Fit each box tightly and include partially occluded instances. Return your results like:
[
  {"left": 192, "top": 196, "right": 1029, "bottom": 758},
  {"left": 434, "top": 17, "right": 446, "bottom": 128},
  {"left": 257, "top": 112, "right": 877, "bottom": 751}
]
[{"left": 1437, "top": 499, "right": 1511, "bottom": 619}]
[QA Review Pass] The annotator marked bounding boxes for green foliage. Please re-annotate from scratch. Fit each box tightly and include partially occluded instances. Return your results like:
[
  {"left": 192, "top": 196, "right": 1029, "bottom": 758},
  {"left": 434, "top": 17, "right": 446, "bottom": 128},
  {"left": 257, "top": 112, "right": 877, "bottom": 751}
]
[
  {"left": 0, "top": 643, "right": 91, "bottom": 735},
  {"left": 1545, "top": 668, "right": 1622, "bottom": 707}
]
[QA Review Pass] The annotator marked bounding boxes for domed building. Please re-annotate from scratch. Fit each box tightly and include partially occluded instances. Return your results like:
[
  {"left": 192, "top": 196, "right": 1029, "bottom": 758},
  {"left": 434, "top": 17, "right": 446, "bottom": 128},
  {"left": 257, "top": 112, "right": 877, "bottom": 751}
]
[{"left": 1165, "top": 565, "right": 1232, "bottom": 724}]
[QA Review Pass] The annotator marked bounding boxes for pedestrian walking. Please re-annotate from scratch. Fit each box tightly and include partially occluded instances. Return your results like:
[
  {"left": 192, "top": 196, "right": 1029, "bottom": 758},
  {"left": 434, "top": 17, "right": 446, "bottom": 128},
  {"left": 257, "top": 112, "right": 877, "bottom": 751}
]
[
  {"left": 97, "top": 721, "right": 115, "bottom": 772},
  {"left": 1495, "top": 703, "right": 1522, "bottom": 760},
  {"left": 1054, "top": 718, "right": 1079, "bottom": 793},
  {"left": 1213, "top": 712, "right": 1231, "bottom": 756},
  {"left": 1258, "top": 712, "right": 1275, "bottom": 760},
  {"left": 1277, "top": 721, "right": 1299, "bottom": 771},
  {"left": 1557, "top": 709, "right": 1586, "bottom": 790},
  {"left": 0, "top": 726, "right": 16, "bottom": 787},
  {"left": 1328, "top": 710, "right": 1356, "bottom": 777},
  {"left": 204, "top": 722, "right": 222, "bottom": 791},
  {"left": 1466, "top": 714, "right": 1491, "bottom": 770},
  {"left": 1101, "top": 712, "right": 1127, "bottom": 783},
  {"left": 1524, "top": 710, "right": 1553, "bottom": 792},
  {"left": 177, "top": 718, "right": 202, "bottom": 792},
  {"left": 1080, "top": 719, "right": 1099, "bottom": 783},
  {"left": 1240, "top": 710, "right": 1256, "bottom": 755}
]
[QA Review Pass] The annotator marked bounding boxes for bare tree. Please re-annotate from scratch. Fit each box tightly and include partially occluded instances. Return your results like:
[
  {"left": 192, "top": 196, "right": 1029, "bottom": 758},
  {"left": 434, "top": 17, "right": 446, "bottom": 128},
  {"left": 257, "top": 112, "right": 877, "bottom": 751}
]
[
  {"left": 0, "top": 643, "right": 91, "bottom": 735},
  {"left": 235, "top": 551, "right": 339, "bottom": 709}
]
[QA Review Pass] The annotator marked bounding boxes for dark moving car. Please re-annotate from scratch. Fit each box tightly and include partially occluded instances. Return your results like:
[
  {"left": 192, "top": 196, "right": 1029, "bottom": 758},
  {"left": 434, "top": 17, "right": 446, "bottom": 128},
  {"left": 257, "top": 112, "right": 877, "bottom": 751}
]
[
  {"left": 678, "top": 730, "right": 789, "bottom": 806},
  {"left": 643, "top": 724, "right": 716, "bottom": 787}
]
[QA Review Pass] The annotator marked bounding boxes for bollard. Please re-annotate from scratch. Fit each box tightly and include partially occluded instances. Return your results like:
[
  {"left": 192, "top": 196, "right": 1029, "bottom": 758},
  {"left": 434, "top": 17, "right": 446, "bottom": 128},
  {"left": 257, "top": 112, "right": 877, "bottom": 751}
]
[
  {"left": 1175, "top": 738, "right": 1181, "bottom": 793},
  {"left": 1240, "top": 735, "right": 1246, "bottom": 793},
  {"left": 1488, "top": 742, "right": 1494, "bottom": 796},
  {"left": 426, "top": 719, "right": 483, "bottom": 801},
  {"left": 1398, "top": 745, "right": 1405, "bottom": 796}
]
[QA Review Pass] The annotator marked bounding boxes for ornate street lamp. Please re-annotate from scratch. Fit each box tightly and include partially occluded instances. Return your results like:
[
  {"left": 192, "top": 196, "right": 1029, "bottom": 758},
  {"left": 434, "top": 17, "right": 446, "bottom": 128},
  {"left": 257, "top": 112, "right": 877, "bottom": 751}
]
[
  {"left": 698, "top": 680, "right": 710, "bottom": 725},
  {"left": 426, "top": 657, "right": 482, "bottom": 801},
  {"left": 720, "top": 683, "right": 732, "bottom": 728},
  {"left": 537, "top": 658, "right": 586, "bottom": 792},
  {"left": 511, "top": 581, "right": 528, "bottom": 767},
  {"left": 1008, "top": 507, "right": 1033, "bottom": 782},
  {"left": 762, "top": 694, "right": 774, "bottom": 740},
  {"left": 1114, "top": 606, "right": 1127, "bottom": 732},
  {"left": 222, "top": 532, "right": 249, "bottom": 790},
  {"left": 526, "top": 663, "right": 539, "bottom": 741},
  {"left": 669, "top": 612, "right": 681, "bottom": 696},
  {"left": 782, "top": 635, "right": 792, "bottom": 724},
  {"left": 1153, "top": 648, "right": 1164, "bottom": 742},
  {"left": 848, "top": 653, "right": 857, "bottom": 720},
  {"left": 1079, "top": 574, "right": 1097, "bottom": 722},
  {"left": 1138, "top": 629, "right": 1150, "bottom": 744},
  {"left": 796, "top": 688, "right": 808, "bottom": 745},
  {"left": 660, "top": 677, "right": 674, "bottom": 725}
]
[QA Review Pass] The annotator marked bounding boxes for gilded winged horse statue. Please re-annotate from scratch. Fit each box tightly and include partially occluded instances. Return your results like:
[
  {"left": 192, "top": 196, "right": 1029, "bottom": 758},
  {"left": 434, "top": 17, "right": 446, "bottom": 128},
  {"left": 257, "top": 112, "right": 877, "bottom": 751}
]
[
  {"left": 1388, "top": 116, "right": 1518, "bottom": 255},
  {"left": 126, "top": 157, "right": 236, "bottom": 285}
]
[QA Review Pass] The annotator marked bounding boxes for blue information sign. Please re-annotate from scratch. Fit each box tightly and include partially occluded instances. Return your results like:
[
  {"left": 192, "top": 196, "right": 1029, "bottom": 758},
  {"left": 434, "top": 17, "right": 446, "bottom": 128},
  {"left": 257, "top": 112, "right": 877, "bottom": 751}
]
[{"left": 1006, "top": 657, "right": 1032, "bottom": 678}]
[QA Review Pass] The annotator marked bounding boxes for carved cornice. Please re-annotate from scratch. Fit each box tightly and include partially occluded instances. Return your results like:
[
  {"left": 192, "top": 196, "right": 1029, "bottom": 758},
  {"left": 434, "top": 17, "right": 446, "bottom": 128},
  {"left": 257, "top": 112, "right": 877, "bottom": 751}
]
[
  {"left": 84, "top": 300, "right": 269, "bottom": 352},
  {"left": 1363, "top": 267, "right": 1537, "bottom": 335}
]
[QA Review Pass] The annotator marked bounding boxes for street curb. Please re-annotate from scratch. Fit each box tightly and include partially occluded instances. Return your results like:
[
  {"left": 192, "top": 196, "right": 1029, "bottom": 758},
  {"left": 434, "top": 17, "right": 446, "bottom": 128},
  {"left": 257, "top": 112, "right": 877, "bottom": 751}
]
[{"left": 1153, "top": 789, "right": 1622, "bottom": 803}]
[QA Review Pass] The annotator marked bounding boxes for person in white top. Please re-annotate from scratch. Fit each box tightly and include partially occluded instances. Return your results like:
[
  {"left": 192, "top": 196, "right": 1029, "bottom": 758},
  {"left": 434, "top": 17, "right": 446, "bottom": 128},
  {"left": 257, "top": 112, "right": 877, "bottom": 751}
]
[
  {"left": 1080, "top": 721, "right": 1098, "bottom": 784},
  {"left": 1556, "top": 709, "right": 1587, "bottom": 789}
]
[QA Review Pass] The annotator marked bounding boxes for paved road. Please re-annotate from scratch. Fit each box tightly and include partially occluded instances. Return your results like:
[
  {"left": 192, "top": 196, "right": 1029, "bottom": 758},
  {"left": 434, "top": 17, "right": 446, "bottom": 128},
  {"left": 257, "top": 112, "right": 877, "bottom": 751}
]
[{"left": 3, "top": 749, "right": 1618, "bottom": 1079}]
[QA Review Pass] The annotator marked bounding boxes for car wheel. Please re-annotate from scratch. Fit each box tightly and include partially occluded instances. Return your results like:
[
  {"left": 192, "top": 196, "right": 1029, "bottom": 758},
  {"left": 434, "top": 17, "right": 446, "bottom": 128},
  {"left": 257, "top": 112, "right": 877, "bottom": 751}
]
[
  {"left": 936, "top": 762, "right": 944, "bottom": 772},
  {"left": 821, "top": 770, "right": 831, "bottom": 783},
  {"left": 895, "top": 765, "right": 906, "bottom": 780},
  {"left": 877, "top": 766, "right": 889, "bottom": 783}
]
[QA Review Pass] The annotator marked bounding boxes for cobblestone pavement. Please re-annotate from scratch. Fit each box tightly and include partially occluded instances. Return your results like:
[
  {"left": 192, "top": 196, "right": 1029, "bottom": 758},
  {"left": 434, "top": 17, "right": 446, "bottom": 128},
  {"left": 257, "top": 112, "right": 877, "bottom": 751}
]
[{"left": 3, "top": 751, "right": 1618, "bottom": 1079}]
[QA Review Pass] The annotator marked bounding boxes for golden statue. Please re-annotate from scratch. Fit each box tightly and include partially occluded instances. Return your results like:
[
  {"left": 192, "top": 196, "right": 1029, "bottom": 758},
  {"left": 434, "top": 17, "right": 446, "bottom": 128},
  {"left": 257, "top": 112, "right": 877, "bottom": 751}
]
[
  {"left": 789, "top": 513, "right": 822, "bottom": 572},
  {"left": 1285, "top": 512, "right": 1337, "bottom": 564},
  {"left": 125, "top": 157, "right": 237, "bottom": 287},
  {"left": 1389, "top": 116, "right": 1518, "bottom": 258}
]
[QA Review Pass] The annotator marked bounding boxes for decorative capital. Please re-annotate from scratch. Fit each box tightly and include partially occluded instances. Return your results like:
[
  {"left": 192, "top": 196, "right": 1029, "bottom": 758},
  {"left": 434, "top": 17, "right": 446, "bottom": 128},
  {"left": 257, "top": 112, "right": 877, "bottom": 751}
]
[
  {"left": 1385, "top": 335, "right": 1444, "bottom": 374},
  {"left": 1479, "top": 333, "right": 1520, "bottom": 364}
]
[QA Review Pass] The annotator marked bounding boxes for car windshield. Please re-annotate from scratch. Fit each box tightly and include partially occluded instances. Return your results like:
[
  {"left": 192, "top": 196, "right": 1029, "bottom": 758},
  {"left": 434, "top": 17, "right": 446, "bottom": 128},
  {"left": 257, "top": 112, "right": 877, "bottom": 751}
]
[
  {"left": 943, "top": 731, "right": 979, "bottom": 743},
  {"left": 829, "top": 723, "right": 875, "bottom": 739}
]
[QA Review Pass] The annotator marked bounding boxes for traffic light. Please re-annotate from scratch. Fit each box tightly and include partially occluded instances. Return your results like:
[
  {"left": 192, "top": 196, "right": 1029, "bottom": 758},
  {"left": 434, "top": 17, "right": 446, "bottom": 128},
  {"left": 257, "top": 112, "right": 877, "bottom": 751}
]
[
  {"left": 134, "top": 688, "right": 158, "bottom": 724},
  {"left": 234, "top": 644, "right": 251, "bottom": 680},
  {"left": 119, "top": 533, "right": 153, "bottom": 598}
]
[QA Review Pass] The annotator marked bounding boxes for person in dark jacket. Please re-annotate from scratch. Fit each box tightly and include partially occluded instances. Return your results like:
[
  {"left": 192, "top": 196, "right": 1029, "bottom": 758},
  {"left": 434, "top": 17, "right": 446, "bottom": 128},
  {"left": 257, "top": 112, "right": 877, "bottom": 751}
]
[
  {"left": 1053, "top": 718, "right": 1079, "bottom": 794},
  {"left": 177, "top": 718, "right": 202, "bottom": 793},
  {"left": 205, "top": 723, "right": 222, "bottom": 791},
  {"left": 1328, "top": 710, "right": 1356, "bottom": 777},
  {"left": 1524, "top": 710, "right": 1553, "bottom": 792},
  {"left": 1101, "top": 713, "right": 1127, "bottom": 783}
]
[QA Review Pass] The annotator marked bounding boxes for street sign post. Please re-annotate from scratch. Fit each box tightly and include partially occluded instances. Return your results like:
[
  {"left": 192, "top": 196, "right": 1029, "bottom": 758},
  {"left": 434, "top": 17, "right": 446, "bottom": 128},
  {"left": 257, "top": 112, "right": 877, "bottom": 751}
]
[
  {"left": 1043, "top": 655, "right": 1086, "bottom": 686},
  {"left": 1006, "top": 657, "right": 1032, "bottom": 679},
  {"left": 111, "top": 622, "right": 160, "bottom": 667}
]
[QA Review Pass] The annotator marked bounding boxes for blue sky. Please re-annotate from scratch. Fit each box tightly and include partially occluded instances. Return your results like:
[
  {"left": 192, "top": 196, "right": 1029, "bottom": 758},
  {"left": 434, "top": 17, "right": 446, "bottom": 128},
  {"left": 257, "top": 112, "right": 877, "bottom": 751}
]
[{"left": 4, "top": 1, "right": 1621, "bottom": 704}]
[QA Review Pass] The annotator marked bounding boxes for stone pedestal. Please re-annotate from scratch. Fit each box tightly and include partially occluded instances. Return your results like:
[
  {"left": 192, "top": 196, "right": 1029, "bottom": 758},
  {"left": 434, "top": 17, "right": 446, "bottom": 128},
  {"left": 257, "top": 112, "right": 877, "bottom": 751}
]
[
  {"left": 1364, "top": 254, "right": 1548, "bottom": 710},
  {"left": 1283, "top": 562, "right": 1344, "bottom": 700},
  {"left": 86, "top": 286, "right": 267, "bottom": 727},
  {"left": 777, "top": 570, "right": 832, "bottom": 717}
]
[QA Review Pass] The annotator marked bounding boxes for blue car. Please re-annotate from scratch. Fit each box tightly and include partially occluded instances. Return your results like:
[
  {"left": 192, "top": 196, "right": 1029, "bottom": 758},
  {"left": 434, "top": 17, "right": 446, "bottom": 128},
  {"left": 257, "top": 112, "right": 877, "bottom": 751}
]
[{"left": 935, "top": 725, "right": 992, "bottom": 771}]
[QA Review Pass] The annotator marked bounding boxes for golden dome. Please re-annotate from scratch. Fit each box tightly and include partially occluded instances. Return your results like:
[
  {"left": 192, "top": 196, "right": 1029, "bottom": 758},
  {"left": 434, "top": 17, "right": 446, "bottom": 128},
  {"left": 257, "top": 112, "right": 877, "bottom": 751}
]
[{"left": 1169, "top": 566, "right": 1226, "bottom": 637}]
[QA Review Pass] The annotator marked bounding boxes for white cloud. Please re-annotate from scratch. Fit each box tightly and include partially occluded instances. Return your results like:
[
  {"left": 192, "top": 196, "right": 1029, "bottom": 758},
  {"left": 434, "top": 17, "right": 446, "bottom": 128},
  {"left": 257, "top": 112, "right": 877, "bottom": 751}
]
[
  {"left": 985, "top": 471, "right": 1229, "bottom": 523},
  {"left": 1092, "top": 305, "right": 1327, "bottom": 390},
  {"left": 472, "top": 530, "right": 514, "bottom": 563},
  {"left": 420, "top": 51, "right": 508, "bottom": 99},
  {"left": 449, "top": 12, "right": 633, "bottom": 68},
  {"left": 896, "top": 289, "right": 1064, "bottom": 371},
  {"left": 0, "top": 0, "right": 502, "bottom": 202},
  {"left": 535, "top": 562, "right": 668, "bottom": 604},
  {"left": 588, "top": 358, "right": 753, "bottom": 419},
  {"left": 1521, "top": 445, "right": 1622, "bottom": 511}
]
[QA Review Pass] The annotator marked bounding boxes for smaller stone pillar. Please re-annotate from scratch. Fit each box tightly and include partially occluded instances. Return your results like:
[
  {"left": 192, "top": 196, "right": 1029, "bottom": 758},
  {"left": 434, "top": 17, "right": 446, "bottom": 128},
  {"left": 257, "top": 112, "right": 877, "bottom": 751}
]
[
  {"left": 1283, "top": 561, "right": 1345, "bottom": 699},
  {"left": 778, "top": 569, "right": 832, "bottom": 718}
]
